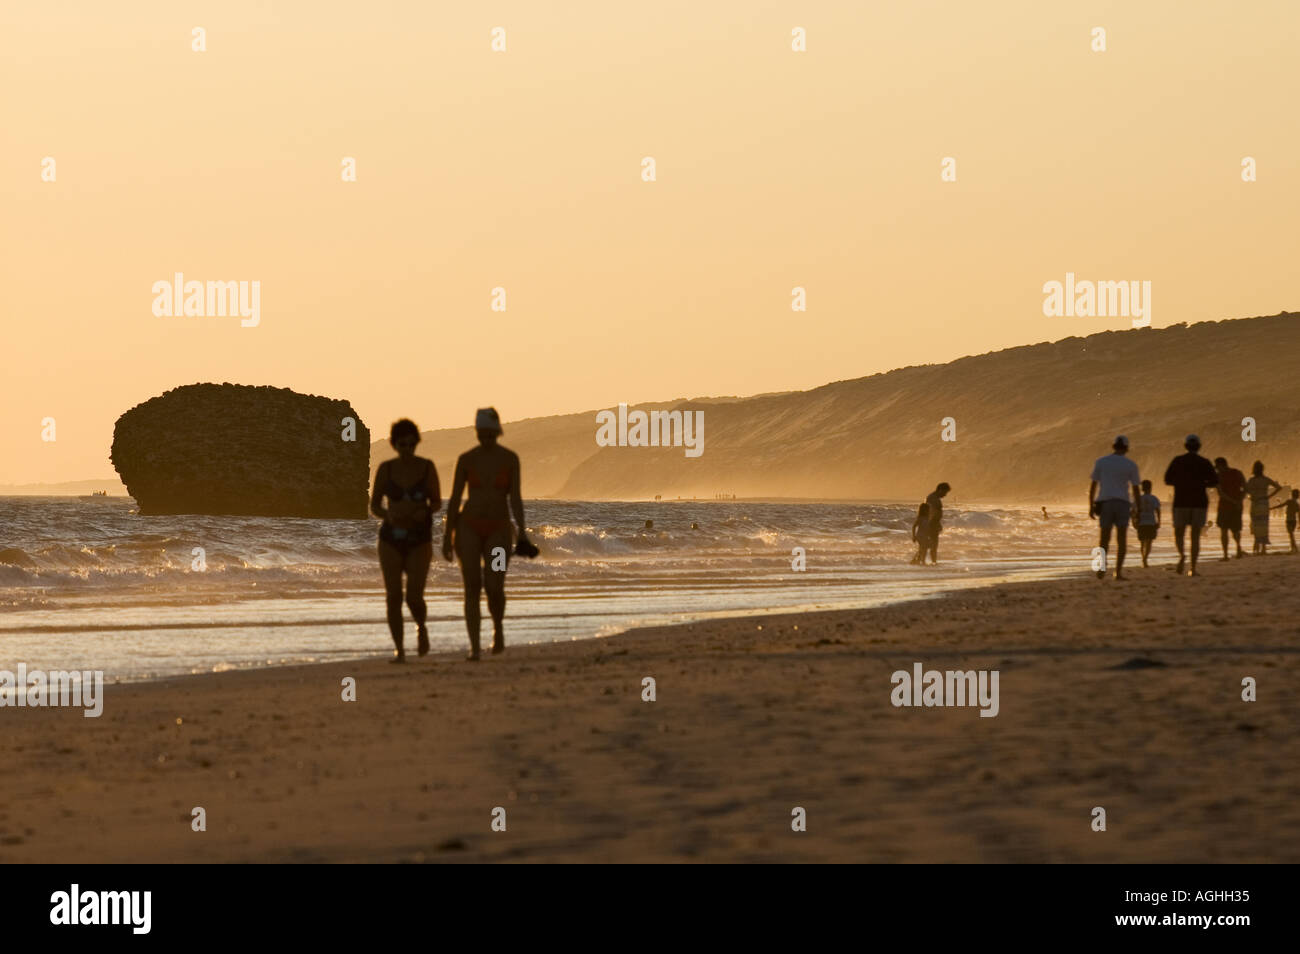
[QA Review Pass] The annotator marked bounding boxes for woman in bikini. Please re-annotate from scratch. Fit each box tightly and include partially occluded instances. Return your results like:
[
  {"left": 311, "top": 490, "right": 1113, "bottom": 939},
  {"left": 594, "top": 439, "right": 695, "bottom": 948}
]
[
  {"left": 371, "top": 419, "right": 441, "bottom": 662},
  {"left": 441, "top": 407, "right": 528, "bottom": 660}
]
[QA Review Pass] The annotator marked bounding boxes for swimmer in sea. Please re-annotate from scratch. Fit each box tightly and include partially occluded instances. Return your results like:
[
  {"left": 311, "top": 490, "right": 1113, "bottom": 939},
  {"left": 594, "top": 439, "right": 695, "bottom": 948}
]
[
  {"left": 371, "top": 418, "right": 441, "bottom": 663},
  {"left": 441, "top": 407, "right": 529, "bottom": 660}
]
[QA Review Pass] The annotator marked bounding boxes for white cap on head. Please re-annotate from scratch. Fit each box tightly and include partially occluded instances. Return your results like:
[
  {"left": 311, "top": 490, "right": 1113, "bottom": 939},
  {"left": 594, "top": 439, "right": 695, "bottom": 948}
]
[
  {"left": 1114, "top": 435, "right": 1129, "bottom": 449},
  {"left": 475, "top": 407, "right": 502, "bottom": 434}
]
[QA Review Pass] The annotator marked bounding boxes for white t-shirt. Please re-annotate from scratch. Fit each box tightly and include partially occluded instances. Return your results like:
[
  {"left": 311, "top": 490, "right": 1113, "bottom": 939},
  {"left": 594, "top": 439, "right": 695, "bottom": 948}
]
[{"left": 1091, "top": 453, "right": 1140, "bottom": 502}]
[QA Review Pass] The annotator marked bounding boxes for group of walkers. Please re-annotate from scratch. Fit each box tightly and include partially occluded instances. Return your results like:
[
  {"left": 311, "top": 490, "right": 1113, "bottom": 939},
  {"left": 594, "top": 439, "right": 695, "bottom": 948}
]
[
  {"left": 370, "top": 408, "right": 536, "bottom": 663},
  {"left": 1089, "top": 433, "right": 1297, "bottom": 580}
]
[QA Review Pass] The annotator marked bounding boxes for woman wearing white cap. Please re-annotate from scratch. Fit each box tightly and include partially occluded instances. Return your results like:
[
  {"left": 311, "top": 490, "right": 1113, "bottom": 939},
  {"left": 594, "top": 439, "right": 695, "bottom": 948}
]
[{"left": 441, "top": 407, "right": 535, "bottom": 659}]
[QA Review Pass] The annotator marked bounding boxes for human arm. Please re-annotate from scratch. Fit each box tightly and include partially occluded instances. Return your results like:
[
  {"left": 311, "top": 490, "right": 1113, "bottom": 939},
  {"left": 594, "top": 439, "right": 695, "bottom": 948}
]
[
  {"left": 1088, "top": 480, "right": 1098, "bottom": 519},
  {"left": 510, "top": 452, "right": 526, "bottom": 538},
  {"left": 370, "top": 461, "right": 389, "bottom": 521},
  {"left": 425, "top": 459, "right": 442, "bottom": 513},
  {"left": 441, "top": 456, "right": 466, "bottom": 561}
]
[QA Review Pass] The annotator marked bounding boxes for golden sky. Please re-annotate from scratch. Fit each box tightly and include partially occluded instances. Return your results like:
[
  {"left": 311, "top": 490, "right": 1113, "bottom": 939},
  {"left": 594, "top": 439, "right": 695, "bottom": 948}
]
[{"left": 3, "top": 0, "right": 1296, "bottom": 482}]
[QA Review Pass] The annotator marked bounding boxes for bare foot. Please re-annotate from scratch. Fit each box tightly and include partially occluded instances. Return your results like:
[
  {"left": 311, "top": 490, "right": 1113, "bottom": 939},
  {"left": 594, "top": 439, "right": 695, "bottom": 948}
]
[{"left": 417, "top": 625, "right": 429, "bottom": 657}]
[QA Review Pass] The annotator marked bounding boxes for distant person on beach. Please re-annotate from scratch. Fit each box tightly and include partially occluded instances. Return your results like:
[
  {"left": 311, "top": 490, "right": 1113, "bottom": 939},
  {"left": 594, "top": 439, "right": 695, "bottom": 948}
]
[
  {"left": 442, "top": 408, "right": 535, "bottom": 661},
  {"left": 371, "top": 419, "right": 442, "bottom": 663},
  {"left": 1244, "top": 460, "right": 1282, "bottom": 554},
  {"left": 1088, "top": 435, "right": 1140, "bottom": 580},
  {"left": 1135, "top": 479, "right": 1161, "bottom": 568},
  {"left": 1163, "top": 434, "right": 1218, "bottom": 576},
  {"left": 1041, "top": 506, "right": 1049, "bottom": 519},
  {"left": 924, "top": 483, "right": 950, "bottom": 564},
  {"left": 1286, "top": 491, "right": 1300, "bottom": 553},
  {"left": 910, "top": 502, "right": 931, "bottom": 565},
  {"left": 1213, "top": 457, "right": 1246, "bottom": 560}
]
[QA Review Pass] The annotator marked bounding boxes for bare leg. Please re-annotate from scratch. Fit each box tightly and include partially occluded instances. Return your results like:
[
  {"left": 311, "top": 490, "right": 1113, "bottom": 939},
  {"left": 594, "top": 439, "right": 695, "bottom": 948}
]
[
  {"left": 404, "top": 542, "right": 432, "bottom": 655},
  {"left": 484, "top": 529, "right": 511, "bottom": 653},
  {"left": 378, "top": 540, "right": 406, "bottom": 661},
  {"left": 1189, "top": 525, "right": 1202, "bottom": 574},
  {"left": 455, "top": 526, "right": 484, "bottom": 659}
]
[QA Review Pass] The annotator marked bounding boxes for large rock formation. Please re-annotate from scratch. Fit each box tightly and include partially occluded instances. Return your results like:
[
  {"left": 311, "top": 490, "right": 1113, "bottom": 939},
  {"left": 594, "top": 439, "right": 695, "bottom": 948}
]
[{"left": 112, "top": 383, "right": 370, "bottom": 517}]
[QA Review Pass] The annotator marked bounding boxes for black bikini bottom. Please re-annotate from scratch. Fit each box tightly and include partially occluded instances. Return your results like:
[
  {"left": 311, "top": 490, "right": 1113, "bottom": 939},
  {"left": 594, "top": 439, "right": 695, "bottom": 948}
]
[{"left": 380, "top": 523, "right": 432, "bottom": 557}]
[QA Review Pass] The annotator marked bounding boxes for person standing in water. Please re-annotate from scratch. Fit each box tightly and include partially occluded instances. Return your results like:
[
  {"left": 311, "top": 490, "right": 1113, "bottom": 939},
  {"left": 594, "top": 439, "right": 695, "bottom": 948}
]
[
  {"left": 1286, "top": 490, "right": 1300, "bottom": 553},
  {"left": 924, "top": 483, "right": 950, "bottom": 564},
  {"left": 1088, "top": 435, "right": 1140, "bottom": 580},
  {"left": 1163, "top": 434, "right": 1218, "bottom": 577},
  {"left": 1134, "top": 479, "right": 1161, "bottom": 568},
  {"left": 441, "top": 408, "right": 530, "bottom": 660},
  {"left": 910, "top": 501, "right": 931, "bottom": 565},
  {"left": 1213, "top": 457, "right": 1247, "bottom": 560},
  {"left": 1243, "top": 460, "right": 1282, "bottom": 554},
  {"left": 371, "top": 419, "right": 441, "bottom": 663}
]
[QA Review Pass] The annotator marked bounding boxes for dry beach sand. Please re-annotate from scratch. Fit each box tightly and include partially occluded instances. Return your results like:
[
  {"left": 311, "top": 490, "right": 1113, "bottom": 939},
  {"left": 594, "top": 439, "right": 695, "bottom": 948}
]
[{"left": 2, "top": 555, "right": 1297, "bottom": 863}]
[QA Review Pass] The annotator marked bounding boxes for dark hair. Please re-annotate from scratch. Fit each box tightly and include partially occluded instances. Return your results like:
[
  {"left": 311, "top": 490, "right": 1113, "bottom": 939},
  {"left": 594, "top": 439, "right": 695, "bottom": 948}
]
[
  {"left": 1141, "top": 480, "right": 1152, "bottom": 492},
  {"left": 936, "top": 482, "right": 951, "bottom": 493},
  {"left": 1213, "top": 457, "right": 1226, "bottom": 467},
  {"left": 917, "top": 502, "right": 930, "bottom": 517},
  {"left": 1252, "top": 460, "right": 1265, "bottom": 477},
  {"left": 390, "top": 419, "right": 420, "bottom": 444}
]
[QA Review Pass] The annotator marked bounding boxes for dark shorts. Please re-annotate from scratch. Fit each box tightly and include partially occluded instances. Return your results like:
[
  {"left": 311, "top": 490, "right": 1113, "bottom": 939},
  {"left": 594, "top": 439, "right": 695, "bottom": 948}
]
[
  {"left": 1216, "top": 507, "right": 1242, "bottom": 533},
  {"left": 1097, "top": 499, "right": 1131, "bottom": 532},
  {"left": 1173, "top": 507, "right": 1208, "bottom": 532},
  {"left": 1137, "top": 524, "right": 1158, "bottom": 542}
]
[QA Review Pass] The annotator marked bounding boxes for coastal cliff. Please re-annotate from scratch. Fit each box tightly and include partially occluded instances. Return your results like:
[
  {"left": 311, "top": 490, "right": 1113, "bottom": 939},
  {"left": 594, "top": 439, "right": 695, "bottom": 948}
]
[{"left": 374, "top": 312, "right": 1300, "bottom": 501}]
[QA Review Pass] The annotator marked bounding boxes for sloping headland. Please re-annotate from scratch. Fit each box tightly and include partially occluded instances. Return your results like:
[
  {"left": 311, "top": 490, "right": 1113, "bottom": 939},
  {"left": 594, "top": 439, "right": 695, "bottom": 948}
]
[{"left": 374, "top": 312, "right": 1300, "bottom": 501}]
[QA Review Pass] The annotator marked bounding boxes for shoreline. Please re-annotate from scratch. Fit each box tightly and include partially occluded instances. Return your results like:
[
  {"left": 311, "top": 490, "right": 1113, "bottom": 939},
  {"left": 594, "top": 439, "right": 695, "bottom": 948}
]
[{"left": 2, "top": 555, "right": 1297, "bottom": 862}]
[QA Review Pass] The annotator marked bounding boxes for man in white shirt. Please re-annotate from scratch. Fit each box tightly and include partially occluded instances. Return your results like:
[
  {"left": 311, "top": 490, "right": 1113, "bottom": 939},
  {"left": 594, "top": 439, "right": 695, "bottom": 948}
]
[{"left": 1089, "top": 435, "right": 1141, "bottom": 580}]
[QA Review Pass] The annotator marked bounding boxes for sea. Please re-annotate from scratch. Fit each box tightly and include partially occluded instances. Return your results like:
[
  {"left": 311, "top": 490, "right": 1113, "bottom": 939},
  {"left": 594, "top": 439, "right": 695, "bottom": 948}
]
[{"left": 0, "top": 497, "right": 1105, "bottom": 682}]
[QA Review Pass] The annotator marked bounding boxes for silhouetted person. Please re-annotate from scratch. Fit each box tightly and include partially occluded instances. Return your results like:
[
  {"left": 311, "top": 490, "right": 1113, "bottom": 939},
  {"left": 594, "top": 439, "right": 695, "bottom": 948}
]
[
  {"left": 1213, "top": 457, "right": 1246, "bottom": 560},
  {"left": 921, "top": 483, "right": 950, "bottom": 563},
  {"left": 1041, "top": 506, "right": 1049, "bottom": 519},
  {"left": 910, "top": 501, "right": 931, "bottom": 565},
  {"left": 441, "top": 408, "right": 531, "bottom": 660},
  {"left": 1164, "top": 434, "right": 1218, "bottom": 576},
  {"left": 1287, "top": 491, "right": 1300, "bottom": 553},
  {"left": 1135, "top": 479, "right": 1161, "bottom": 568},
  {"left": 1089, "top": 435, "right": 1140, "bottom": 580},
  {"left": 1244, "top": 460, "right": 1282, "bottom": 554},
  {"left": 371, "top": 419, "right": 441, "bottom": 663}
]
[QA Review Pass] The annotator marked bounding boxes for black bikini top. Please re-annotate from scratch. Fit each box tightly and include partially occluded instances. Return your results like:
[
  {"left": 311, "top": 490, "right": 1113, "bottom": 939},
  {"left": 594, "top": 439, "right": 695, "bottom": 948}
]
[{"left": 387, "top": 460, "right": 431, "bottom": 502}]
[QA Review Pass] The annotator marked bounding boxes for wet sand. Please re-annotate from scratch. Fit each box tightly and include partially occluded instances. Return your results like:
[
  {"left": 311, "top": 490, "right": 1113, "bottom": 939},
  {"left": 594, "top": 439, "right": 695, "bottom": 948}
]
[{"left": 2, "top": 553, "right": 1297, "bottom": 863}]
